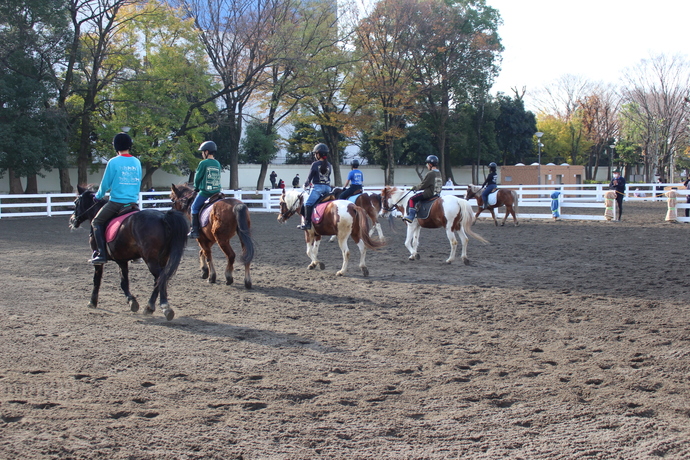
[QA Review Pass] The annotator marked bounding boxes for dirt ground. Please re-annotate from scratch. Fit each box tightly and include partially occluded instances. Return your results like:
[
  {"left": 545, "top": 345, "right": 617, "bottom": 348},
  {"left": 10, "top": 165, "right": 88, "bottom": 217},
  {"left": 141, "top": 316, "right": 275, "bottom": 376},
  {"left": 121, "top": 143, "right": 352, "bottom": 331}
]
[{"left": 1, "top": 201, "right": 689, "bottom": 459}]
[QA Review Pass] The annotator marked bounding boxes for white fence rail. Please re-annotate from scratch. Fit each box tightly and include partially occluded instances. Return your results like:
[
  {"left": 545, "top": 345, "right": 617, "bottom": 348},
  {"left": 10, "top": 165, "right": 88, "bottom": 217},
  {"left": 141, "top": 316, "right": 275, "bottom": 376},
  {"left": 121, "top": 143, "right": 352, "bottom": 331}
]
[{"left": 1, "top": 183, "right": 688, "bottom": 222}]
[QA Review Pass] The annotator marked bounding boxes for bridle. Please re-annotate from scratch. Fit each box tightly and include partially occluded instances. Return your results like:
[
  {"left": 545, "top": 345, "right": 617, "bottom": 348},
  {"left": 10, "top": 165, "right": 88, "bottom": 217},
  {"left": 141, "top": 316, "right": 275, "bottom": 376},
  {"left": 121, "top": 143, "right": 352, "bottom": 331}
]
[
  {"left": 171, "top": 189, "right": 196, "bottom": 213},
  {"left": 71, "top": 193, "right": 101, "bottom": 227},
  {"left": 382, "top": 188, "right": 411, "bottom": 213},
  {"left": 279, "top": 190, "right": 306, "bottom": 221}
]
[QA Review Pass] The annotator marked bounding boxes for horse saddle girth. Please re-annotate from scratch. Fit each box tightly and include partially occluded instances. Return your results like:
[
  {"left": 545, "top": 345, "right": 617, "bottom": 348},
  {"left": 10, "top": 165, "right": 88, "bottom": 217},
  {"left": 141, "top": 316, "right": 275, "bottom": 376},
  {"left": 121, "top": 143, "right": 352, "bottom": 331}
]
[
  {"left": 105, "top": 209, "right": 139, "bottom": 243},
  {"left": 415, "top": 196, "right": 441, "bottom": 220}
]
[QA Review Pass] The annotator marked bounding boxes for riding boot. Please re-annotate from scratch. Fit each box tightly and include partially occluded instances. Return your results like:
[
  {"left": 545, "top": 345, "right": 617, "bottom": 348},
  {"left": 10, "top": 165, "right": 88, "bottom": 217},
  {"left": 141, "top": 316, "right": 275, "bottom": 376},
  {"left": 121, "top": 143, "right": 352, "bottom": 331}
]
[
  {"left": 188, "top": 213, "right": 200, "bottom": 238},
  {"left": 403, "top": 207, "right": 416, "bottom": 223},
  {"left": 90, "top": 225, "right": 108, "bottom": 265},
  {"left": 298, "top": 206, "right": 313, "bottom": 230}
]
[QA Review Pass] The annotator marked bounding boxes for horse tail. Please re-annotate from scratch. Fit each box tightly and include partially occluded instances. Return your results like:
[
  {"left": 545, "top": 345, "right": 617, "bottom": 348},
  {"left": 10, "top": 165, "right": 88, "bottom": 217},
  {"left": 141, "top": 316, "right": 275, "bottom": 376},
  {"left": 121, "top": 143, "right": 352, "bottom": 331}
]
[
  {"left": 157, "top": 210, "right": 189, "bottom": 286},
  {"left": 511, "top": 190, "right": 519, "bottom": 215},
  {"left": 233, "top": 203, "right": 255, "bottom": 265},
  {"left": 457, "top": 198, "right": 489, "bottom": 244},
  {"left": 352, "top": 205, "right": 386, "bottom": 250}
]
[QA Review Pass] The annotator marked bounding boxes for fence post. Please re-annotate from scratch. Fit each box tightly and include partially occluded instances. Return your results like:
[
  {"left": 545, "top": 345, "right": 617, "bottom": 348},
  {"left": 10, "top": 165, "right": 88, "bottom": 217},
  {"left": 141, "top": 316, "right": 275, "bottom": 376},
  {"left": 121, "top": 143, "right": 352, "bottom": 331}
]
[{"left": 665, "top": 190, "right": 678, "bottom": 222}]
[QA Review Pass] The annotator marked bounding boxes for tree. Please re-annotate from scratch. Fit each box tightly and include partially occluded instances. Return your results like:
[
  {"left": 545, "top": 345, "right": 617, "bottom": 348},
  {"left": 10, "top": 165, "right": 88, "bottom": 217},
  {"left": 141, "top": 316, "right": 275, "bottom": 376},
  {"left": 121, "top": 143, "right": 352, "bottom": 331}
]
[
  {"left": 100, "top": 1, "right": 219, "bottom": 190},
  {"left": 355, "top": 0, "right": 420, "bottom": 185},
  {"left": 620, "top": 54, "right": 690, "bottom": 182},
  {"left": 579, "top": 85, "right": 620, "bottom": 180},
  {"left": 239, "top": 120, "right": 279, "bottom": 190},
  {"left": 0, "top": 0, "right": 70, "bottom": 193},
  {"left": 408, "top": 0, "right": 502, "bottom": 183},
  {"left": 494, "top": 93, "right": 537, "bottom": 166}
]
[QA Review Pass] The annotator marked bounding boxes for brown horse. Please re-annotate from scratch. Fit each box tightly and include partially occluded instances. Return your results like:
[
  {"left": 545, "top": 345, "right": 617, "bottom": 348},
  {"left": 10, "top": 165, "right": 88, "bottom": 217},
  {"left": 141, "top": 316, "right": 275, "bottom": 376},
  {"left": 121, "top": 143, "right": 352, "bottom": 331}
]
[
  {"left": 330, "top": 188, "right": 384, "bottom": 241},
  {"left": 170, "top": 184, "right": 254, "bottom": 288},
  {"left": 69, "top": 186, "right": 189, "bottom": 320},
  {"left": 465, "top": 185, "right": 519, "bottom": 226},
  {"left": 277, "top": 189, "right": 386, "bottom": 276},
  {"left": 380, "top": 187, "right": 487, "bottom": 264}
]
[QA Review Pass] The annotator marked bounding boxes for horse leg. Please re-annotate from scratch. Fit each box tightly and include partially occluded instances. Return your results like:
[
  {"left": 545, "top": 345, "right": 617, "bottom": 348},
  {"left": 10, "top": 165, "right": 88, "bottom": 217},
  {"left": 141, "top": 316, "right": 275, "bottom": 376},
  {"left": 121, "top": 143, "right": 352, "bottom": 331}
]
[
  {"left": 305, "top": 236, "right": 324, "bottom": 270},
  {"left": 143, "top": 260, "right": 162, "bottom": 315},
  {"left": 372, "top": 222, "right": 383, "bottom": 239},
  {"left": 404, "top": 224, "right": 421, "bottom": 260},
  {"left": 490, "top": 208, "right": 498, "bottom": 226},
  {"left": 510, "top": 205, "right": 519, "bottom": 226},
  {"left": 445, "top": 225, "right": 458, "bottom": 264},
  {"left": 216, "top": 238, "right": 236, "bottom": 286},
  {"left": 335, "top": 231, "right": 351, "bottom": 276},
  {"left": 457, "top": 227, "right": 470, "bottom": 265},
  {"left": 356, "top": 240, "right": 369, "bottom": 277},
  {"left": 199, "top": 241, "right": 217, "bottom": 284},
  {"left": 88, "top": 264, "right": 104, "bottom": 309},
  {"left": 155, "top": 264, "right": 174, "bottom": 321},
  {"left": 117, "top": 261, "right": 139, "bottom": 312},
  {"left": 198, "top": 247, "right": 209, "bottom": 280},
  {"left": 328, "top": 235, "right": 336, "bottom": 242}
]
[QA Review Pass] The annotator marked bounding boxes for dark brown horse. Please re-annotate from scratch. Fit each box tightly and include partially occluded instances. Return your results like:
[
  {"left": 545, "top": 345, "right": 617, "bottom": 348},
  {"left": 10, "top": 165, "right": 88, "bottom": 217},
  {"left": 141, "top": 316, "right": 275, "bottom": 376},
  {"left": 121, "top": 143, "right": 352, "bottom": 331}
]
[
  {"left": 465, "top": 185, "right": 519, "bottom": 226},
  {"left": 69, "top": 185, "right": 189, "bottom": 320},
  {"left": 170, "top": 184, "right": 254, "bottom": 288},
  {"left": 277, "top": 189, "right": 385, "bottom": 276},
  {"left": 330, "top": 188, "right": 384, "bottom": 241},
  {"left": 380, "top": 186, "right": 487, "bottom": 264}
]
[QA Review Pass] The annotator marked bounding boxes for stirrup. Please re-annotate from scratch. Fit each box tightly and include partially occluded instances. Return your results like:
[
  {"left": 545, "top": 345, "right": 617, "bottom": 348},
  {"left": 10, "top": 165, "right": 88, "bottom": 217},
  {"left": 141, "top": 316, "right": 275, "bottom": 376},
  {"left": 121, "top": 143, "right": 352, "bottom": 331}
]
[
  {"left": 187, "top": 229, "right": 199, "bottom": 238},
  {"left": 90, "top": 255, "right": 107, "bottom": 265},
  {"left": 298, "top": 222, "right": 311, "bottom": 230},
  {"left": 402, "top": 216, "right": 413, "bottom": 223}
]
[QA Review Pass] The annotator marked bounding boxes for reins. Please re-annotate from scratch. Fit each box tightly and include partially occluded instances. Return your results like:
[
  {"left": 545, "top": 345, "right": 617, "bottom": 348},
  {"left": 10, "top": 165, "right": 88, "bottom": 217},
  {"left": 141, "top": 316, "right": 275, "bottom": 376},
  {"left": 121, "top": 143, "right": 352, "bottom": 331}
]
[
  {"left": 383, "top": 189, "right": 412, "bottom": 212},
  {"left": 73, "top": 194, "right": 101, "bottom": 224}
]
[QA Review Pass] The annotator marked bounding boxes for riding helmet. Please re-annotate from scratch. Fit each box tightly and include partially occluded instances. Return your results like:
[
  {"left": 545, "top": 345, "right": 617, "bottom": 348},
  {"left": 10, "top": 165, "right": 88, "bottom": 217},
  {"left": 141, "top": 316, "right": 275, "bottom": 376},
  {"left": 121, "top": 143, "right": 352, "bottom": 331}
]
[
  {"left": 313, "top": 143, "right": 329, "bottom": 157},
  {"left": 198, "top": 141, "right": 217, "bottom": 153},
  {"left": 351, "top": 160, "right": 360, "bottom": 168},
  {"left": 489, "top": 162, "right": 497, "bottom": 169},
  {"left": 113, "top": 133, "right": 133, "bottom": 152},
  {"left": 425, "top": 155, "right": 439, "bottom": 166}
]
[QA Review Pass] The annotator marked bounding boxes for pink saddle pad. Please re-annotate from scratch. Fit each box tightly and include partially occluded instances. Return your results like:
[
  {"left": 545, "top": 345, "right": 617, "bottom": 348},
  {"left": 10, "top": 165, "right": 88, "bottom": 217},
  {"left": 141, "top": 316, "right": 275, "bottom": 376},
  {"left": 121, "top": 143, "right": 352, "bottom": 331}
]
[
  {"left": 312, "top": 202, "right": 330, "bottom": 225},
  {"left": 105, "top": 211, "right": 138, "bottom": 242}
]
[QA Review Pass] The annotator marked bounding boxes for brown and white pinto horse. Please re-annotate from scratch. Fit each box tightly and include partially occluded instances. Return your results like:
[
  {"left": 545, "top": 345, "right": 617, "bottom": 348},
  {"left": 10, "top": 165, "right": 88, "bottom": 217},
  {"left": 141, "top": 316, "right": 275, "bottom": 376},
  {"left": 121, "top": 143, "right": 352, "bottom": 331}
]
[
  {"left": 465, "top": 185, "right": 519, "bottom": 226},
  {"left": 380, "top": 186, "right": 487, "bottom": 265},
  {"left": 277, "top": 189, "right": 385, "bottom": 276},
  {"left": 170, "top": 184, "right": 254, "bottom": 288},
  {"left": 329, "top": 188, "right": 384, "bottom": 241}
]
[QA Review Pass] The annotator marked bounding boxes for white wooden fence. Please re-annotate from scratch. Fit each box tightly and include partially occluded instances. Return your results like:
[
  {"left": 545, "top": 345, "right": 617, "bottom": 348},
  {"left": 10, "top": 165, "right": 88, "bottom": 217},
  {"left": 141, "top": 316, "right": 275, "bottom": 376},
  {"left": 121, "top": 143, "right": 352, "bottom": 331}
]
[{"left": 1, "top": 183, "right": 688, "bottom": 222}]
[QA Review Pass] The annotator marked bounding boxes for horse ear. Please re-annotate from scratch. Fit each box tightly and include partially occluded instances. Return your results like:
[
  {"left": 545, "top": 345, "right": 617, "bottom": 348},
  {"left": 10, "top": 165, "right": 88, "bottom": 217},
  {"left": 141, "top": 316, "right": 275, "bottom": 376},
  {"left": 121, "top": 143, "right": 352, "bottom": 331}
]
[
  {"left": 171, "top": 184, "right": 178, "bottom": 194},
  {"left": 77, "top": 185, "right": 86, "bottom": 195}
]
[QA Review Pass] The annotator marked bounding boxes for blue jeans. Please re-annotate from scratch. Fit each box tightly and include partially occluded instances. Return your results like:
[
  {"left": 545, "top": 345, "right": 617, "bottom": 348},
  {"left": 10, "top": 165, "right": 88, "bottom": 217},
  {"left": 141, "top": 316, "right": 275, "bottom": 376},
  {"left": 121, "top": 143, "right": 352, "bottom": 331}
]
[
  {"left": 481, "top": 184, "right": 496, "bottom": 207},
  {"left": 191, "top": 193, "right": 208, "bottom": 215},
  {"left": 306, "top": 184, "right": 331, "bottom": 207}
]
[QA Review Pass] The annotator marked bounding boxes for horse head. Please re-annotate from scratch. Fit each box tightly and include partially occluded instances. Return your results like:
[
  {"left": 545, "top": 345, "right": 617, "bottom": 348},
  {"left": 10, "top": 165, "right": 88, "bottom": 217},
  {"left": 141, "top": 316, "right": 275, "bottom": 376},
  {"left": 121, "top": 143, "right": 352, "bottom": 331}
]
[
  {"left": 465, "top": 185, "right": 482, "bottom": 200},
  {"left": 277, "top": 189, "right": 304, "bottom": 223},
  {"left": 69, "top": 185, "right": 101, "bottom": 230},
  {"left": 379, "top": 186, "right": 406, "bottom": 217},
  {"left": 170, "top": 183, "right": 196, "bottom": 214}
]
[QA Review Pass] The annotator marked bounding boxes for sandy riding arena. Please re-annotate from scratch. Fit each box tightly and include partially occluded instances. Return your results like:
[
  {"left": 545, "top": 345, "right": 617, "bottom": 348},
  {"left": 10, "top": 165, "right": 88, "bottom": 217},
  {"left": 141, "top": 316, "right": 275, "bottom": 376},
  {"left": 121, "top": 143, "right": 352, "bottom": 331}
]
[{"left": 1, "top": 201, "right": 689, "bottom": 459}]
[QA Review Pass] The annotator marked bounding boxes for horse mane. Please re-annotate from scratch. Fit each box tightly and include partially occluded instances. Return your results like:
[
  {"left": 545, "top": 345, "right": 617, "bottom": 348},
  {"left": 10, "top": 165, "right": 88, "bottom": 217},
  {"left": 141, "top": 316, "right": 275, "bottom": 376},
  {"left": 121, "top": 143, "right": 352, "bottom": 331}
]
[{"left": 468, "top": 184, "right": 482, "bottom": 193}]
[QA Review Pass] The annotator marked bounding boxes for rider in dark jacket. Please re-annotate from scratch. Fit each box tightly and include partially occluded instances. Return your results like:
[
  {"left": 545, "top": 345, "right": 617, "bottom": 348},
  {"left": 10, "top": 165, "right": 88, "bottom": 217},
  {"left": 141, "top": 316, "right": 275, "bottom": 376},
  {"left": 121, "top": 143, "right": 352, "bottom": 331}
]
[
  {"left": 480, "top": 162, "right": 498, "bottom": 209},
  {"left": 403, "top": 155, "right": 442, "bottom": 223},
  {"left": 298, "top": 143, "right": 332, "bottom": 230}
]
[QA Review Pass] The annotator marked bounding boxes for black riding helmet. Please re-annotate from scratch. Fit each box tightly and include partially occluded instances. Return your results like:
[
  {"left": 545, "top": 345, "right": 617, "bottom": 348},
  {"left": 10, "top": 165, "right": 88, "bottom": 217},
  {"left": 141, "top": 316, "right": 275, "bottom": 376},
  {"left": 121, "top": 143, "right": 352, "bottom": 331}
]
[
  {"left": 113, "top": 132, "right": 133, "bottom": 152},
  {"left": 351, "top": 159, "right": 360, "bottom": 168},
  {"left": 313, "top": 143, "right": 329, "bottom": 158},
  {"left": 198, "top": 140, "right": 217, "bottom": 153},
  {"left": 426, "top": 155, "right": 439, "bottom": 166},
  {"left": 489, "top": 162, "right": 497, "bottom": 170}
]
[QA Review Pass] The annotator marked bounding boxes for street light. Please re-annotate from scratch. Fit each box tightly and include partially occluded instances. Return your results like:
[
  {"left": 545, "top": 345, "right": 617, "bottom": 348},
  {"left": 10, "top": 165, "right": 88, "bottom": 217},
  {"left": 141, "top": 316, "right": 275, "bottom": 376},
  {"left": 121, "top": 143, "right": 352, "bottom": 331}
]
[
  {"left": 535, "top": 132, "right": 544, "bottom": 185},
  {"left": 609, "top": 143, "right": 616, "bottom": 180}
]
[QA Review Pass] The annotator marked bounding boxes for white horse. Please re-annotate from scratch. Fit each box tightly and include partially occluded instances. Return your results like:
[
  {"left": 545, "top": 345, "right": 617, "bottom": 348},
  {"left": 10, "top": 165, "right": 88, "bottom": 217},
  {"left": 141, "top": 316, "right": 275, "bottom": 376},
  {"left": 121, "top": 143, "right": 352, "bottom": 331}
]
[
  {"left": 380, "top": 187, "right": 488, "bottom": 264},
  {"left": 277, "top": 189, "right": 385, "bottom": 276}
]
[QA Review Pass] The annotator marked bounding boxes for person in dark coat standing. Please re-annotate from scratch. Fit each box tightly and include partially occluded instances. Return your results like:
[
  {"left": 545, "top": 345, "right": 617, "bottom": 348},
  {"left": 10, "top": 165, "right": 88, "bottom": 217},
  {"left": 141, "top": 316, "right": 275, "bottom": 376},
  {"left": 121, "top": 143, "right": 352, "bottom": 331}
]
[
  {"left": 609, "top": 170, "right": 626, "bottom": 221},
  {"left": 269, "top": 171, "right": 277, "bottom": 189},
  {"left": 292, "top": 174, "right": 300, "bottom": 188}
]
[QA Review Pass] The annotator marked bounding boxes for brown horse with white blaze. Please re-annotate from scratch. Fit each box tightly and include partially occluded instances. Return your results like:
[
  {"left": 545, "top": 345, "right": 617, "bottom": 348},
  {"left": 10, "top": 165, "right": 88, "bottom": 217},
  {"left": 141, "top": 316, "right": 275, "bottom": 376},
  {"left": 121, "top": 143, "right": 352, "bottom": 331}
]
[
  {"left": 277, "top": 189, "right": 385, "bottom": 277},
  {"left": 465, "top": 185, "right": 519, "bottom": 226},
  {"left": 170, "top": 184, "right": 254, "bottom": 288}
]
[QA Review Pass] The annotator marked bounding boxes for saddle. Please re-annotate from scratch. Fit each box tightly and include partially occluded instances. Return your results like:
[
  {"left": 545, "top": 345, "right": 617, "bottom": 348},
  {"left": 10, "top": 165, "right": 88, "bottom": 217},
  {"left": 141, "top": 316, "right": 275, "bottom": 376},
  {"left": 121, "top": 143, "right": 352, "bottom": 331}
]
[
  {"left": 311, "top": 194, "right": 336, "bottom": 225},
  {"left": 105, "top": 204, "right": 140, "bottom": 243},
  {"left": 199, "top": 192, "right": 226, "bottom": 228},
  {"left": 414, "top": 196, "right": 440, "bottom": 220}
]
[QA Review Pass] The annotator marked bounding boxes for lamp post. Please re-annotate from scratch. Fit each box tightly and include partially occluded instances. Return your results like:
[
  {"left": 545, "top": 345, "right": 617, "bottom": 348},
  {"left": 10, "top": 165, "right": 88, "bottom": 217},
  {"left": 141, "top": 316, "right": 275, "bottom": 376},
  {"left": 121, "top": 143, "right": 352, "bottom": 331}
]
[
  {"left": 609, "top": 143, "right": 616, "bottom": 180},
  {"left": 535, "top": 132, "right": 544, "bottom": 185}
]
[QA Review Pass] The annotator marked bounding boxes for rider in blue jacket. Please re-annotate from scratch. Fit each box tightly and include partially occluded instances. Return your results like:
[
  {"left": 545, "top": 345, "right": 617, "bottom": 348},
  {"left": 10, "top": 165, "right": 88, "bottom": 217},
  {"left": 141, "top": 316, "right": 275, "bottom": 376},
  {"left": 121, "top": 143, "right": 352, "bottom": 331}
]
[{"left": 339, "top": 160, "right": 363, "bottom": 200}]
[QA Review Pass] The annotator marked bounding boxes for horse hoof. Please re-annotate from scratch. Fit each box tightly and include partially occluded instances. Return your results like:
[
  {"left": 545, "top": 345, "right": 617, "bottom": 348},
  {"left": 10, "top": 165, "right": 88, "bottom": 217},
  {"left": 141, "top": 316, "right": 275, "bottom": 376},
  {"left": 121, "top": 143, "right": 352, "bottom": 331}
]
[
  {"left": 308, "top": 264, "right": 316, "bottom": 270},
  {"left": 208, "top": 276, "right": 216, "bottom": 284},
  {"left": 201, "top": 271, "right": 209, "bottom": 279},
  {"left": 414, "top": 253, "right": 420, "bottom": 260},
  {"left": 336, "top": 271, "right": 344, "bottom": 276},
  {"left": 225, "top": 277, "right": 234, "bottom": 286},
  {"left": 245, "top": 280, "right": 252, "bottom": 289},
  {"left": 318, "top": 262, "right": 325, "bottom": 270},
  {"left": 129, "top": 298, "right": 139, "bottom": 312},
  {"left": 144, "top": 306, "right": 154, "bottom": 315},
  {"left": 462, "top": 257, "right": 470, "bottom": 266},
  {"left": 361, "top": 267, "right": 369, "bottom": 277},
  {"left": 163, "top": 308, "right": 174, "bottom": 321},
  {"left": 501, "top": 223, "right": 505, "bottom": 227},
  {"left": 445, "top": 259, "right": 453, "bottom": 264},
  {"left": 88, "top": 302, "right": 97, "bottom": 309}
]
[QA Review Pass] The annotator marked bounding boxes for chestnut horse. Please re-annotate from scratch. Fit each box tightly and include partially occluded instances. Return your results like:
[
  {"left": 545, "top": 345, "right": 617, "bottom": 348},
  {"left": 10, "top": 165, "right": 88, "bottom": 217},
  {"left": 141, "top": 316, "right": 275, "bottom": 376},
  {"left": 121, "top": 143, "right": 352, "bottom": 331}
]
[
  {"left": 277, "top": 189, "right": 386, "bottom": 277},
  {"left": 170, "top": 184, "right": 254, "bottom": 288},
  {"left": 380, "top": 186, "right": 487, "bottom": 265},
  {"left": 69, "top": 186, "right": 189, "bottom": 320},
  {"left": 465, "top": 185, "right": 519, "bottom": 226},
  {"left": 329, "top": 188, "right": 384, "bottom": 241}
]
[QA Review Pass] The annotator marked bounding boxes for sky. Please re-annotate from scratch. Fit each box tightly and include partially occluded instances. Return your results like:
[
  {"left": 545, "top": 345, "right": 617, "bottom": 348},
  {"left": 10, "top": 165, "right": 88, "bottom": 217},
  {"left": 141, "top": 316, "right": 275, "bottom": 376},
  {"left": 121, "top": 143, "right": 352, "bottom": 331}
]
[{"left": 486, "top": 0, "right": 690, "bottom": 106}]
